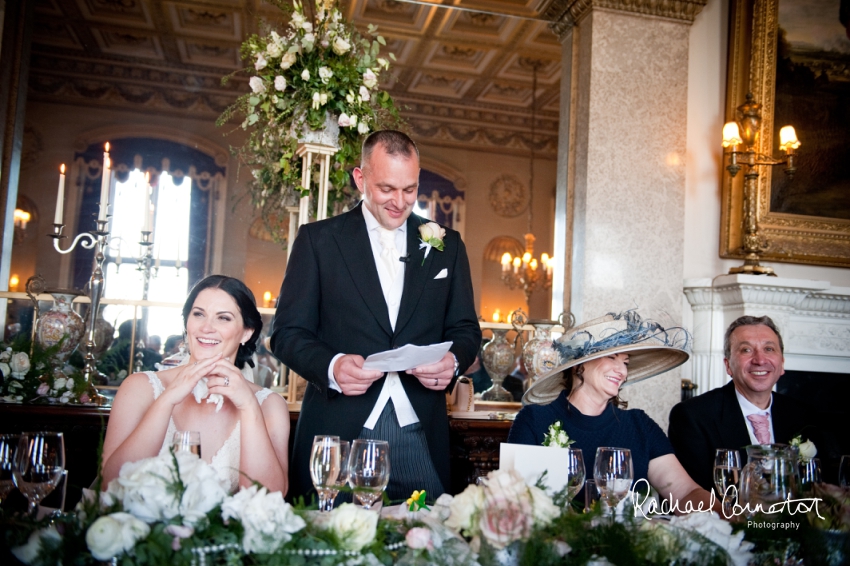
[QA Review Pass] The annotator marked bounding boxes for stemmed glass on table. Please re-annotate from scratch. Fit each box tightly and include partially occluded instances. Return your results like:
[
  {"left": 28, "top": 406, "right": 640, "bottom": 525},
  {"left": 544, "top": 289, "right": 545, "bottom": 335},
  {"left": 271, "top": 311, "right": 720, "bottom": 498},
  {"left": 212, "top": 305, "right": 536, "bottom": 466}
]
[
  {"left": 594, "top": 447, "right": 633, "bottom": 517},
  {"left": 714, "top": 449, "right": 741, "bottom": 514},
  {"left": 349, "top": 439, "right": 390, "bottom": 510},
  {"left": 838, "top": 455, "right": 850, "bottom": 488},
  {"left": 0, "top": 434, "right": 19, "bottom": 504},
  {"left": 13, "top": 432, "right": 65, "bottom": 516},
  {"left": 564, "top": 448, "right": 586, "bottom": 504},
  {"left": 172, "top": 431, "right": 202, "bottom": 458},
  {"left": 325, "top": 440, "right": 350, "bottom": 511},
  {"left": 310, "top": 436, "right": 342, "bottom": 512}
]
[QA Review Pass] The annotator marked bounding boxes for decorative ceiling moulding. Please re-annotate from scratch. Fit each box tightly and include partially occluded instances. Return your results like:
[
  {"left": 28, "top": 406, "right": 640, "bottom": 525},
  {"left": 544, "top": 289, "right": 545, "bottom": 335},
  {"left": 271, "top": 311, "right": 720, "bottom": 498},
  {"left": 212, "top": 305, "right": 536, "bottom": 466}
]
[
  {"left": 77, "top": 0, "right": 155, "bottom": 29},
  {"left": 346, "top": 0, "right": 439, "bottom": 36},
  {"left": 408, "top": 119, "right": 558, "bottom": 158},
  {"left": 539, "top": 0, "right": 708, "bottom": 40}
]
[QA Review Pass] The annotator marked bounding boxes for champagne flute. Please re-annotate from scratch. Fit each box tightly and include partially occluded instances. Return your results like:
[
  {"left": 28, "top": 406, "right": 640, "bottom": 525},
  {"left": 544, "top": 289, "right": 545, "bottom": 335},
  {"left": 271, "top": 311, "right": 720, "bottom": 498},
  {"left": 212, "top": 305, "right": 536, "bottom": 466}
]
[
  {"left": 594, "top": 447, "right": 633, "bottom": 516},
  {"left": 309, "top": 435, "right": 341, "bottom": 512},
  {"left": 325, "top": 440, "right": 350, "bottom": 511},
  {"left": 714, "top": 449, "right": 741, "bottom": 514},
  {"left": 0, "top": 434, "right": 19, "bottom": 504},
  {"left": 172, "top": 431, "right": 201, "bottom": 458},
  {"left": 838, "top": 455, "right": 850, "bottom": 488},
  {"left": 349, "top": 439, "right": 390, "bottom": 510},
  {"left": 798, "top": 458, "right": 822, "bottom": 495},
  {"left": 13, "top": 432, "right": 65, "bottom": 516},
  {"left": 564, "top": 448, "right": 586, "bottom": 504}
]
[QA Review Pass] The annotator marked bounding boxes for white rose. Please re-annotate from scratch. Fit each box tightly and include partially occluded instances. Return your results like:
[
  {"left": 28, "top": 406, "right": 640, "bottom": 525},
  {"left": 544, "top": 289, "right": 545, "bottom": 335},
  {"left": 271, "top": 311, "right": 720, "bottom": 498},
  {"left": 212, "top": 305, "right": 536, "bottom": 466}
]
[
  {"left": 0, "top": 348, "right": 11, "bottom": 362},
  {"left": 418, "top": 221, "right": 445, "bottom": 243},
  {"left": 65, "top": 378, "right": 75, "bottom": 390},
  {"left": 338, "top": 113, "right": 352, "bottom": 128},
  {"left": 290, "top": 11, "right": 305, "bottom": 29},
  {"left": 798, "top": 439, "right": 817, "bottom": 461},
  {"left": 221, "top": 485, "right": 306, "bottom": 554},
  {"left": 266, "top": 42, "right": 282, "bottom": 59},
  {"left": 302, "top": 32, "right": 315, "bottom": 51},
  {"left": 86, "top": 513, "right": 150, "bottom": 560},
  {"left": 301, "top": 69, "right": 310, "bottom": 81},
  {"left": 359, "top": 85, "right": 371, "bottom": 101},
  {"left": 0, "top": 362, "right": 10, "bottom": 377},
  {"left": 318, "top": 66, "right": 333, "bottom": 84},
  {"left": 115, "top": 455, "right": 180, "bottom": 522},
  {"left": 280, "top": 51, "right": 297, "bottom": 70},
  {"left": 332, "top": 36, "right": 351, "bottom": 55},
  {"left": 255, "top": 53, "right": 268, "bottom": 71},
  {"left": 175, "top": 452, "right": 228, "bottom": 525},
  {"left": 10, "top": 352, "right": 30, "bottom": 377},
  {"left": 527, "top": 485, "right": 560, "bottom": 526},
  {"left": 405, "top": 527, "right": 434, "bottom": 550},
  {"left": 326, "top": 503, "right": 378, "bottom": 551},
  {"left": 320, "top": 92, "right": 328, "bottom": 106},
  {"left": 249, "top": 76, "right": 265, "bottom": 94},
  {"left": 357, "top": 121, "right": 370, "bottom": 135},
  {"left": 274, "top": 76, "right": 287, "bottom": 91},
  {"left": 348, "top": 114, "right": 358, "bottom": 127},
  {"left": 362, "top": 69, "right": 378, "bottom": 88},
  {"left": 301, "top": 21, "right": 313, "bottom": 33},
  {"left": 12, "top": 525, "right": 61, "bottom": 564},
  {"left": 444, "top": 484, "right": 484, "bottom": 534}
]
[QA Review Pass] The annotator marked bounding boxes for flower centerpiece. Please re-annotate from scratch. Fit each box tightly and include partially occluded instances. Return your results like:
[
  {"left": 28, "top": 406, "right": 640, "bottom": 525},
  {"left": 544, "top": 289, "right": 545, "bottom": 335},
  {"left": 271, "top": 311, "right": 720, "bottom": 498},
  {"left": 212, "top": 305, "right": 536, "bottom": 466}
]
[
  {"left": 0, "top": 338, "right": 91, "bottom": 404},
  {"left": 218, "top": 0, "right": 402, "bottom": 243}
]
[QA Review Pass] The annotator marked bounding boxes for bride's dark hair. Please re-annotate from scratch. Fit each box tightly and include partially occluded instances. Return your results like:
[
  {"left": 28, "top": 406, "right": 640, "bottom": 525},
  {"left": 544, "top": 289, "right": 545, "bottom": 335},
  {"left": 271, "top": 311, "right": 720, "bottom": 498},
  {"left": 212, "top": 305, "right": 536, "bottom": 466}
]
[{"left": 182, "top": 275, "right": 263, "bottom": 369}]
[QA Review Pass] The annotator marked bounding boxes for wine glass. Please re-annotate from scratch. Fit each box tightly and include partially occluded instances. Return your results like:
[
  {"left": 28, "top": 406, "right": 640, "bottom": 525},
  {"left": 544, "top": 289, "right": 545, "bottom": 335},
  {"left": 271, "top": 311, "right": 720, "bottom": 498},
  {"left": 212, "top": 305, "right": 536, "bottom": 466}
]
[
  {"left": 564, "top": 448, "right": 586, "bottom": 504},
  {"left": 798, "top": 458, "right": 822, "bottom": 495},
  {"left": 839, "top": 455, "right": 850, "bottom": 488},
  {"left": 348, "top": 439, "right": 390, "bottom": 510},
  {"left": 172, "top": 431, "right": 201, "bottom": 458},
  {"left": 13, "top": 432, "right": 65, "bottom": 515},
  {"left": 594, "top": 447, "right": 633, "bottom": 516},
  {"left": 310, "top": 435, "right": 341, "bottom": 512},
  {"left": 0, "top": 434, "right": 19, "bottom": 504},
  {"left": 714, "top": 449, "right": 741, "bottom": 514},
  {"left": 325, "top": 440, "right": 350, "bottom": 511}
]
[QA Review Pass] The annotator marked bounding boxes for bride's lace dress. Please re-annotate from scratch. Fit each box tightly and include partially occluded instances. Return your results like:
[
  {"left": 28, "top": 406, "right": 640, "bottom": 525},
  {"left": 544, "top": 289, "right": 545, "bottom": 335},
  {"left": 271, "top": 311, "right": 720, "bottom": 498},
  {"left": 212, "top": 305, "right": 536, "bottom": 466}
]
[{"left": 144, "top": 371, "right": 275, "bottom": 493}]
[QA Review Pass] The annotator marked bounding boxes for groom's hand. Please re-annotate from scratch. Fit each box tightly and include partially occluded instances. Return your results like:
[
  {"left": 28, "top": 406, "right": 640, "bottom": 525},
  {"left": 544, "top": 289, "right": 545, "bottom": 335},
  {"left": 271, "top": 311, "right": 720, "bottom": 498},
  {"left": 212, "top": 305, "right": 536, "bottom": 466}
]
[
  {"left": 410, "top": 352, "right": 455, "bottom": 391},
  {"left": 334, "top": 354, "right": 383, "bottom": 396}
]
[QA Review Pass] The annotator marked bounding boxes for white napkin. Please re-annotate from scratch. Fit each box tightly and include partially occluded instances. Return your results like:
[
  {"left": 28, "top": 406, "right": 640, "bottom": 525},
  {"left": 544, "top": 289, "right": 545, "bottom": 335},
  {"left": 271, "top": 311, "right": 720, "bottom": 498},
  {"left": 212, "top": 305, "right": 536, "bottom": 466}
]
[{"left": 191, "top": 378, "right": 224, "bottom": 412}]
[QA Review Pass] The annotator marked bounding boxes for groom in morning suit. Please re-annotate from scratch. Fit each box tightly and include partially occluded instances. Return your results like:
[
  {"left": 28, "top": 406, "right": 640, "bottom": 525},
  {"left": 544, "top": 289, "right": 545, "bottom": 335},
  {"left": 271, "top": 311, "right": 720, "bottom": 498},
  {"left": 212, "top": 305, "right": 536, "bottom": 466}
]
[
  {"left": 271, "top": 130, "right": 481, "bottom": 502},
  {"left": 668, "top": 315, "right": 838, "bottom": 491}
]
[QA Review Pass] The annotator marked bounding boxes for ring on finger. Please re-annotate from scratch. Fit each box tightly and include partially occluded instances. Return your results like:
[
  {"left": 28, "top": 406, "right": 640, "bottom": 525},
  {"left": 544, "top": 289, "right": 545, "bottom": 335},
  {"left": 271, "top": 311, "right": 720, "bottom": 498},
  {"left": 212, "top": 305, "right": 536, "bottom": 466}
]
[
  {"left": 434, "top": 378, "right": 438, "bottom": 386},
  {"left": 224, "top": 376, "right": 230, "bottom": 387}
]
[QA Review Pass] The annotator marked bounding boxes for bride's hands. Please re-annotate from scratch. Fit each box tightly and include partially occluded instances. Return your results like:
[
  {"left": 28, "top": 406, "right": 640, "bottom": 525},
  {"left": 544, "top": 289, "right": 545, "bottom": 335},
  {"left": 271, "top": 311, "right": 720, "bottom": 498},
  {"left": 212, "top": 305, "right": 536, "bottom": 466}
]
[
  {"left": 206, "top": 358, "right": 258, "bottom": 412},
  {"left": 159, "top": 354, "right": 222, "bottom": 407}
]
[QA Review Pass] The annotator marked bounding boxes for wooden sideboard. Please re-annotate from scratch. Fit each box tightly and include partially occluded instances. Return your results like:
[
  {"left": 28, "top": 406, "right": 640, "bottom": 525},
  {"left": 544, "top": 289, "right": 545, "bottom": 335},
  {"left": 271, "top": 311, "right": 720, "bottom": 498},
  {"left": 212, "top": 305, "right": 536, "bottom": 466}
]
[{"left": 0, "top": 402, "right": 517, "bottom": 508}]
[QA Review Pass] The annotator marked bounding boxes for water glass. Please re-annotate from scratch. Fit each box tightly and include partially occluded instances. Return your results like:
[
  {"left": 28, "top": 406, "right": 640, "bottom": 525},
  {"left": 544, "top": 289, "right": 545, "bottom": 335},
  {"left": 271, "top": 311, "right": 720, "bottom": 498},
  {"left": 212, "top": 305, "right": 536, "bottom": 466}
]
[
  {"left": 714, "top": 449, "right": 741, "bottom": 513},
  {"left": 309, "top": 435, "right": 341, "bottom": 512},
  {"left": 798, "top": 458, "right": 822, "bottom": 495},
  {"left": 564, "top": 448, "right": 586, "bottom": 504},
  {"left": 349, "top": 439, "right": 390, "bottom": 510},
  {"left": 326, "top": 440, "right": 350, "bottom": 511},
  {"left": 594, "top": 447, "right": 633, "bottom": 515},
  {"left": 839, "top": 455, "right": 850, "bottom": 488},
  {"left": 0, "top": 434, "right": 19, "bottom": 504},
  {"left": 172, "top": 431, "right": 201, "bottom": 458},
  {"left": 584, "top": 479, "right": 600, "bottom": 512},
  {"left": 13, "top": 432, "right": 65, "bottom": 515}
]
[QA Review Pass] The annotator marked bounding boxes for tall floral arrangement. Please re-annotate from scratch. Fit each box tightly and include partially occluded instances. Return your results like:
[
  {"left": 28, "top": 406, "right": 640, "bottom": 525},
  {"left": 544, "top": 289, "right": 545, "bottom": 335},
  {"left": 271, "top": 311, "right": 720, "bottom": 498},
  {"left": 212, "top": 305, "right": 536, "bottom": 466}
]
[{"left": 219, "top": 0, "right": 402, "bottom": 243}]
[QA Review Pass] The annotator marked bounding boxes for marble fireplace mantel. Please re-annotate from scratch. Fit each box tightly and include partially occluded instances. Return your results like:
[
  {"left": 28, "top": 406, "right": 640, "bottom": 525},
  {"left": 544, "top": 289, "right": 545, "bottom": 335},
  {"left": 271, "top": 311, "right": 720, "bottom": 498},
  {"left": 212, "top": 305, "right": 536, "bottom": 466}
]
[{"left": 683, "top": 274, "right": 850, "bottom": 393}]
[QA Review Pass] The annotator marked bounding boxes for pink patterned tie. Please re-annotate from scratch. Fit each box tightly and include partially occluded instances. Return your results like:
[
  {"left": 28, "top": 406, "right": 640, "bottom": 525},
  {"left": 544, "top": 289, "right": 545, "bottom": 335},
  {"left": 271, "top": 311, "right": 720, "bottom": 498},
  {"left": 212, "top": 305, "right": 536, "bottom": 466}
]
[{"left": 747, "top": 414, "right": 772, "bottom": 444}]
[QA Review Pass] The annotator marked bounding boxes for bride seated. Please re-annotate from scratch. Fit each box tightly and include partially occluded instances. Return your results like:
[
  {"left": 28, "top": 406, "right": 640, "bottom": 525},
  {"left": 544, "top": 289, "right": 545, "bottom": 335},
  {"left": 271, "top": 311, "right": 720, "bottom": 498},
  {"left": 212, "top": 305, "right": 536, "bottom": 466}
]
[{"left": 101, "top": 275, "right": 289, "bottom": 494}]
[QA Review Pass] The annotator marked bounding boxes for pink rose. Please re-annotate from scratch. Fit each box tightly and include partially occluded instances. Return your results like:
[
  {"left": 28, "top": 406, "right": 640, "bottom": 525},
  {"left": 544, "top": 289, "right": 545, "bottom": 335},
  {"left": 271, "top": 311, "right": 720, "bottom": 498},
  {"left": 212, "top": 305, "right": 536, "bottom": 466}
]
[
  {"left": 405, "top": 527, "right": 434, "bottom": 550},
  {"left": 478, "top": 495, "right": 533, "bottom": 549},
  {"left": 80, "top": 393, "right": 91, "bottom": 404},
  {"left": 37, "top": 383, "right": 49, "bottom": 396}
]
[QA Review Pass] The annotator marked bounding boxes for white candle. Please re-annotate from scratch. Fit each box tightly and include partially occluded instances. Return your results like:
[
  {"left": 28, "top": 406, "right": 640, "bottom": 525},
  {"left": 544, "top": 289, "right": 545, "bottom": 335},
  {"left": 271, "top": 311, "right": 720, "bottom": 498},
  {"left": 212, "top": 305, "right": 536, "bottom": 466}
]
[
  {"left": 142, "top": 172, "right": 153, "bottom": 232},
  {"left": 54, "top": 164, "right": 66, "bottom": 225},
  {"left": 98, "top": 142, "right": 111, "bottom": 221}
]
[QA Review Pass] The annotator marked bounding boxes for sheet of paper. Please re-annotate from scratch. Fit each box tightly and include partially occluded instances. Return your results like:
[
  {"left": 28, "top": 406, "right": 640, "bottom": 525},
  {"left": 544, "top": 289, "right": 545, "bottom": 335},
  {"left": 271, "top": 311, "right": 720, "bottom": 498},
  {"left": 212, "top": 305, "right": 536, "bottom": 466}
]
[
  {"left": 362, "top": 341, "right": 453, "bottom": 372},
  {"left": 499, "top": 443, "right": 574, "bottom": 495}
]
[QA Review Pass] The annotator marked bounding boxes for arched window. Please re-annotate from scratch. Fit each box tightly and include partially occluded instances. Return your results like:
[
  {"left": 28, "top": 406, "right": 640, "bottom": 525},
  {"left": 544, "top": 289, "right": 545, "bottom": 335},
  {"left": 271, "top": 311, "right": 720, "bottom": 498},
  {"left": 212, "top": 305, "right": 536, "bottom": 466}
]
[{"left": 416, "top": 169, "right": 465, "bottom": 238}]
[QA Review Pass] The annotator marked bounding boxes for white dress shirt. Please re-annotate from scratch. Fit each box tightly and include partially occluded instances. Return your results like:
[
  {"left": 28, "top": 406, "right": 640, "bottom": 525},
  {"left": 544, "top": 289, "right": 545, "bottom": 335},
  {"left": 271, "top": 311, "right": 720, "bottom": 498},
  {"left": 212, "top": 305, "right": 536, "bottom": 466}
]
[
  {"left": 326, "top": 205, "right": 420, "bottom": 429},
  {"left": 735, "top": 388, "right": 775, "bottom": 445}
]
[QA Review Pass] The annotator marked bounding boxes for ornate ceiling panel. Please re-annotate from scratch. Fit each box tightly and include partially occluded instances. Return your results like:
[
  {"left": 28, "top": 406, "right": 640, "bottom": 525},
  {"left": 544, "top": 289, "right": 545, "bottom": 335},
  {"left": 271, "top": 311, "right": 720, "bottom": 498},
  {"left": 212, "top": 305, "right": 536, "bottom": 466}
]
[{"left": 29, "top": 0, "right": 562, "bottom": 157}]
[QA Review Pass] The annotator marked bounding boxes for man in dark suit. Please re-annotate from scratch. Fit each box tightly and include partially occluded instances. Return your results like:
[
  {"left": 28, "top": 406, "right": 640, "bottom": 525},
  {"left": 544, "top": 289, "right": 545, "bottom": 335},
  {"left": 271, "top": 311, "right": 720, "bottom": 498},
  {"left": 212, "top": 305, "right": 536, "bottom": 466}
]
[
  {"left": 271, "top": 131, "right": 480, "bottom": 502},
  {"left": 669, "top": 315, "right": 837, "bottom": 492}
]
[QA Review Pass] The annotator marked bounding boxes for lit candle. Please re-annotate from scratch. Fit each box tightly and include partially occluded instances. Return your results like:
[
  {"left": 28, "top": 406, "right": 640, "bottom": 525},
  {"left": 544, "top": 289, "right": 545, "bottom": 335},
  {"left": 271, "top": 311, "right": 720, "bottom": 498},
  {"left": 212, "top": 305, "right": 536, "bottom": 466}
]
[
  {"left": 500, "top": 252, "right": 511, "bottom": 273},
  {"left": 492, "top": 309, "right": 501, "bottom": 323},
  {"left": 263, "top": 291, "right": 272, "bottom": 308},
  {"left": 142, "top": 172, "right": 153, "bottom": 232},
  {"left": 98, "top": 142, "right": 111, "bottom": 221},
  {"left": 54, "top": 164, "right": 66, "bottom": 225}
]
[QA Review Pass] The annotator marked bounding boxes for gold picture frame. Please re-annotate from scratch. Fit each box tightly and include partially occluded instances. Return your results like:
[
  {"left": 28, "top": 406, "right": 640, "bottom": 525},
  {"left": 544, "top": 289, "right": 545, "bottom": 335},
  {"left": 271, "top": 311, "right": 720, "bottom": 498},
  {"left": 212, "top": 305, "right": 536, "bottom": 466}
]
[{"left": 720, "top": 0, "right": 850, "bottom": 267}]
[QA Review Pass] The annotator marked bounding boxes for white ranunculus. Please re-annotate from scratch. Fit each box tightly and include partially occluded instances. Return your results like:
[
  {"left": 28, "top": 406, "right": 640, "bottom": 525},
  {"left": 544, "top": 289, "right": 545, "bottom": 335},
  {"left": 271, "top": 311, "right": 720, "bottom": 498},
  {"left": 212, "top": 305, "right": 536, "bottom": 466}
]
[
  {"left": 86, "top": 512, "right": 150, "bottom": 560},
  {"left": 338, "top": 113, "right": 352, "bottom": 127},
  {"left": 418, "top": 221, "right": 445, "bottom": 243},
  {"left": 362, "top": 69, "right": 378, "bottom": 88},
  {"left": 527, "top": 484, "right": 560, "bottom": 526},
  {"left": 280, "top": 51, "right": 297, "bottom": 70},
  {"left": 249, "top": 76, "right": 266, "bottom": 94},
  {"left": 444, "top": 484, "right": 484, "bottom": 534},
  {"left": 318, "top": 66, "right": 333, "bottom": 84},
  {"left": 65, "top": 378, "right": 74, "bottom": 390},
  {"left": 114, "top": 456, "right": 181, "bottom": 522},
  {"left": 175, "top": 451, "right": 228, "bottom": 525},
  {"left": 221, "top": 485, "right": 306, "bottom": 554},
  {"left": 301, "top": 21, "right": 313, "bottom": 33},
  {"left": 266, "top": 41, "right": 282, "bottom": 59},
  {"left": 255, "top": 53, "right": 268, "bottom": 71},
  {"left": 9, "top": 352, "right": 30, "bottom": 377},
  {"left": 301, "top": 69, "right": 310, "bottom": 81},
  {"left": 12, "top": 525, "right": 61, "bottom": 564},
  {"left": 0, "top": 362, "right": 10, "bottom": 377},
  {"left": 326, "top": 503, "right": 378, "bottom": 552},
  {"left": 349, "top": 114, "right": 358, "bottom": 127},
  {"left": 290, "top": 11, "right": 305, "bottom": 30},
  {"left": 332, "top": 35, "right": 351, "bottom": 55},
  {"left": 274, "top": 76, "right": 287, "bottom": 91},
  {"left": 798, "top": 439, "right": 817, "bottom": 461},
  {"left": 357, "top": 121, "right": 370, "bottom": 135},
  {"left": 359, "top": 85, "right": 371, "bottom": 101}
]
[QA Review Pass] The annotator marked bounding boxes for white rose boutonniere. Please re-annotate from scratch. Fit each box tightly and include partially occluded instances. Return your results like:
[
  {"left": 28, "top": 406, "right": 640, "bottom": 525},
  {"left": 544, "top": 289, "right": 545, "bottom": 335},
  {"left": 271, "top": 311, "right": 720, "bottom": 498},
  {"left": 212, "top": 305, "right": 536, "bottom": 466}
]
[
  {"left": 790, "top": 434, "right": 817, "bottom": 462},
  {"left": 418, "top": 221, "right": 446, "bottom": 265},
  {"left": 542, "top": 421, "right": 576, "bottom": 448}
]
